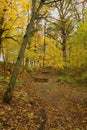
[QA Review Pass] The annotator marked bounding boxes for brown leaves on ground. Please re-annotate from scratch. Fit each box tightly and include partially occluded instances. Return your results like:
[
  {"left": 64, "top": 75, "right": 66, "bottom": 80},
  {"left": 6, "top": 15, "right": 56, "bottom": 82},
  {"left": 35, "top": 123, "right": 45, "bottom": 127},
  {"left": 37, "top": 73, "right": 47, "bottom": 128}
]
[{"left": 0, "top": 67, "right": 87, "bottom": 130}]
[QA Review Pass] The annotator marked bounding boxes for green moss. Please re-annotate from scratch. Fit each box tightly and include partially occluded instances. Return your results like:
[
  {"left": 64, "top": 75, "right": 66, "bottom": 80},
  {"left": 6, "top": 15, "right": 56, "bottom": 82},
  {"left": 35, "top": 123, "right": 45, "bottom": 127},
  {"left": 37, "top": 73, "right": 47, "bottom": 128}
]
[{"left": 57, "top": 76, "right": 72, "bottom": 84}]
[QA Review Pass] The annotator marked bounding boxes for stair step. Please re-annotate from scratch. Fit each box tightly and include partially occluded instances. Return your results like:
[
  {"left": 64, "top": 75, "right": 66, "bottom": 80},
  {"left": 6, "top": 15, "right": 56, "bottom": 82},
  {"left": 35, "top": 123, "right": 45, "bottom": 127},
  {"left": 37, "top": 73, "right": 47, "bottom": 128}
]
[{"left": 34, "top": 78, "right": 49, "bottom": 82}]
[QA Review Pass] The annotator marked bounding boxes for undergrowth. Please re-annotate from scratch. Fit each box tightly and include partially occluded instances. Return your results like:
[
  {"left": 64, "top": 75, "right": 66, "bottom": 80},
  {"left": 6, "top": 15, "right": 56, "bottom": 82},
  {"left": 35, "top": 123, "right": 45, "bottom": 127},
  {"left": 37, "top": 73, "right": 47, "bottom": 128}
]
[
  {"left": 0, "top": 75, "right": 24, "bottom": 90},
  {"left": 57, "top": 67, "right": 87, "bottom": 87}
]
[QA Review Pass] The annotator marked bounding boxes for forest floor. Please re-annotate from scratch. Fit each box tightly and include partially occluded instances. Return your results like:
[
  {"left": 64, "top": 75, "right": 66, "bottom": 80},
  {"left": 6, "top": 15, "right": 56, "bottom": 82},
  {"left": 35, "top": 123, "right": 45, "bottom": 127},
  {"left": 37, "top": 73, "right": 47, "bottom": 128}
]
[{"left": 0, "top": 65, "right": 87, "bottom": 130}]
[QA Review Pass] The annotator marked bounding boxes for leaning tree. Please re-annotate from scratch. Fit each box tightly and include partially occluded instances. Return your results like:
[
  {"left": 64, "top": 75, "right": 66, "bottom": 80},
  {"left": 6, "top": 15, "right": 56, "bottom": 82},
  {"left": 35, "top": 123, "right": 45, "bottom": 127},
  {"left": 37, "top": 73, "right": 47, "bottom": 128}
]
[{"left": 3, "top": 0, "right": 61, "bottom": 103}]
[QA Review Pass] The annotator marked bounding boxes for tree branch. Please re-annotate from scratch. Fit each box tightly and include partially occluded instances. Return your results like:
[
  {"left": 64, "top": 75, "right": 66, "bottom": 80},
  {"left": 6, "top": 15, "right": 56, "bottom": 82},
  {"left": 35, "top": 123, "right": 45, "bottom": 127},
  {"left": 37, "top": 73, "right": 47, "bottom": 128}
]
[{"left": 1, "top": 36, "right": 21, "bottom": 44}]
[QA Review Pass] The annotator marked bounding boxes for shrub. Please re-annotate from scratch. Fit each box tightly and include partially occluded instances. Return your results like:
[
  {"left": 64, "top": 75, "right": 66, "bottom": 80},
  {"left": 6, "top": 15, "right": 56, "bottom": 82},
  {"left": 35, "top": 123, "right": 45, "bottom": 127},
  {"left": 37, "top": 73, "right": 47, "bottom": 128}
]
[
  {"left": 57, "top": 76, "right": 71, "bottom": 84},
  {"left": 82, "top": 72, "right": 87, "bottom": 83}
]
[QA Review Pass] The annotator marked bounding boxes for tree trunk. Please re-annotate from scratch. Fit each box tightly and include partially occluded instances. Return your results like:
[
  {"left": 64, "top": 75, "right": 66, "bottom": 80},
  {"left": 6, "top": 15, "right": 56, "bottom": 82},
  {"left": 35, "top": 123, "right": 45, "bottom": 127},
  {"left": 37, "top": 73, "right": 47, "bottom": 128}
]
[
  {"left": 25, "top": 58, "right": 29, "bottom": 68},
  {"left": 62, "top": 37, "right": 67, "bottom": 63},
  {"left": 3, "top": 15, "right": 35, "bottom": 103},
  {"left": 3, "top": 0, "right": 46, "bottom": 103},
  {"left": 3, "top": 37, "right": 28, "bottom": 103},
  {"left": 63, "top": 44, "right": 67, "bottom": 62}
]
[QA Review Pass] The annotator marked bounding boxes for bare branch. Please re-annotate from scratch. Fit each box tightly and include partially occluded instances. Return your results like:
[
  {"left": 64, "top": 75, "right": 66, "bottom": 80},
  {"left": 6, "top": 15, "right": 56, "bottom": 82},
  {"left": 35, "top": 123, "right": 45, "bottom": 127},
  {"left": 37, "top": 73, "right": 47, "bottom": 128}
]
[{"left": 1, "top": 36, "right": 21, "bottom": 44}]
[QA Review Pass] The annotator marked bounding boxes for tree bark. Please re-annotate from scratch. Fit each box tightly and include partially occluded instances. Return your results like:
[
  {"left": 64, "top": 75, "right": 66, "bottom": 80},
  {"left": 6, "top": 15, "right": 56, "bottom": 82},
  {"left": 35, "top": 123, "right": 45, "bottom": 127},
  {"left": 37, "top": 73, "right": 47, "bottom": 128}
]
[{"left": 62, "top": 42, "right": 67, "bottom": 62}]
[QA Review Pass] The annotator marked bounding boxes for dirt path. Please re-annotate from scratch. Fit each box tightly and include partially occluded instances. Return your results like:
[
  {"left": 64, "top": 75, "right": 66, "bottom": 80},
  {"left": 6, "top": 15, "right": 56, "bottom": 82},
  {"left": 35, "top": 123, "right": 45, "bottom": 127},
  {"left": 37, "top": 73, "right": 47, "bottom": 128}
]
[
  {"left": 28, "top": 69, "right": 87, "bottom": 130},
  {"left": 0, "top": 64, "right": 87, "bottom": 130}
]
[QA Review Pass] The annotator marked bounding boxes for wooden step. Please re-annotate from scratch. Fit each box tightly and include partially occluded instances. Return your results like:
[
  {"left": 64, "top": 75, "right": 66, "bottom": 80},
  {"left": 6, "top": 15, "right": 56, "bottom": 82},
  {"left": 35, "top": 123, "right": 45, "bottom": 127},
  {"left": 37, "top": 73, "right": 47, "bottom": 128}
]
[
  {"left": 42, "top": 71, "right": 49, "bottom": 74},
  {"left": 34, "top": 78, "right": 49, "bottom": 82}
]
